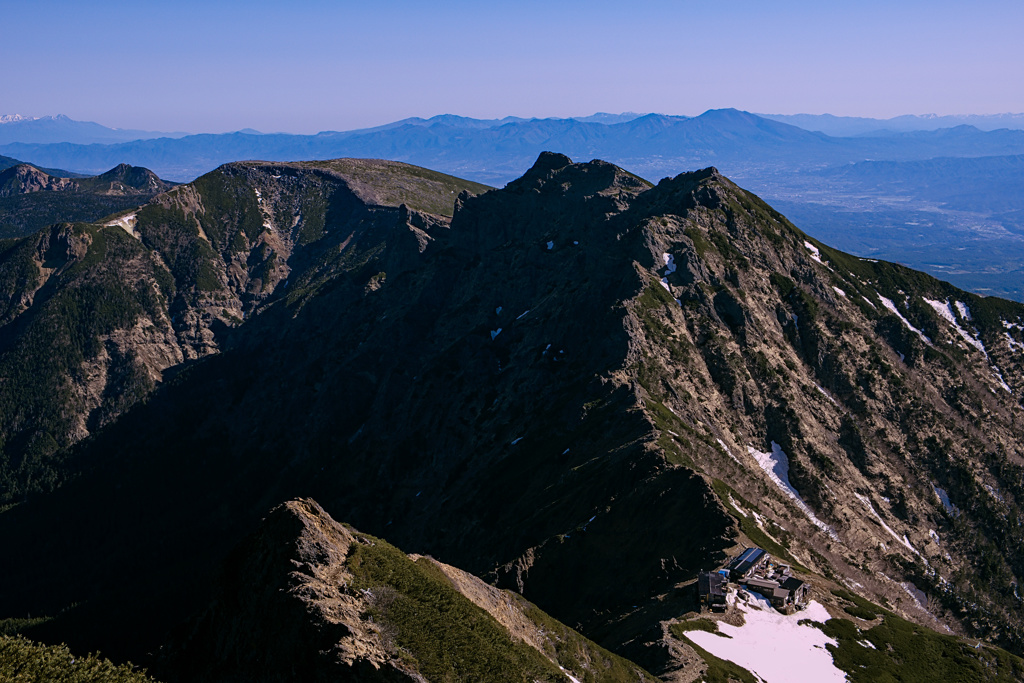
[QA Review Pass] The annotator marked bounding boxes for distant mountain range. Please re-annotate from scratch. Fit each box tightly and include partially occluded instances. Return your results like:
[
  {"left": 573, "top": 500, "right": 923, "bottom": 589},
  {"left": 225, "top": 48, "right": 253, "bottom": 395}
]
[
  {"left": 0, "top": 114, "right": 189, "bottom": 145},
  {"left": 760, "top": 112, "right": 1024, "bottom": 136},
  {"left": 5, "top": 109, "right": 1024, "bottom": 301}
]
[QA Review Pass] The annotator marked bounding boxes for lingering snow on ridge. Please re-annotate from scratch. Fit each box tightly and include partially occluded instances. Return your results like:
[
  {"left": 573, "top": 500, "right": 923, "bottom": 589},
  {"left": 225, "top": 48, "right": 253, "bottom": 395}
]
[
  {"left": 878, "top": 294, "right": 931, "bottom": 345},
  {"left": 803, "top": 241, "right": 825, "bottom": 265},
  {"left": 683, "top": 593, "right": 845, "bottom": 683},
  {"left": 1005, "top": 332, "right": 1024, "bottom": 353},
  {"left": 559, "top": 667, "right": 582, "bottom": 683},
  {"left": 104, "top": 212, "right": 139, "bottom": 239},
  {"left": 856, "top": 493, "right": 919, "bottom": 556},
  {"left": 748, "top": 442, "right": 839, "bottom": 540},
  {"left": 923, "top": 297, "right": 984, "bottom": 354},
  {"left": 923, "top": 298, "right": 1012, "bottom": 393},
  {"left": 815, "top": 384, "right": 839, "bottom": 405},
  {"left": 663, "top": 252, "right": 677, "bottom": 274},
  {"left": 933, "top": 485, "right": 957, "bottom": 515},
  {"left": 716, "top": 437, "right": 741, "bottom": 464},
  {"left": 955, "top": 301, "right": 972, "bottom": 321},
  {"left": 832, "top": 286, "right": 846, "bottom": 297}
]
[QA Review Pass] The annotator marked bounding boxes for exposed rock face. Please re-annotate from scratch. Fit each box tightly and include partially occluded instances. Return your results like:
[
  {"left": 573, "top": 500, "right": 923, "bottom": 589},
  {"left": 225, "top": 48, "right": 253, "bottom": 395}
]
[
  {"left": 160, "top": 499, "right": 414, "bottom": 682},
  {"left": 0, "top": 164, "right": 77, "bottom": 196},
  {"left": 3, "top": 153, "right": 1024, "bottom": 678},
  {"left": 159, "top": 498, "right": 655, "bottom": 683}
]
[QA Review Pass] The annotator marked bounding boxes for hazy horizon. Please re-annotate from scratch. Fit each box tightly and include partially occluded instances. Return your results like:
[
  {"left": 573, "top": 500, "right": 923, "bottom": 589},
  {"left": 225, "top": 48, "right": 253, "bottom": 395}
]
[{"left": 4, "top": 0, "right": 1023, "bottom": 135}]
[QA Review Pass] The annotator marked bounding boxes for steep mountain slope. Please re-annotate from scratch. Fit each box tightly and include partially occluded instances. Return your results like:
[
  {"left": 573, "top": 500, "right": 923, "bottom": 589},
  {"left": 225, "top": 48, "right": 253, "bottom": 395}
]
[
  {"left": 0, "top": 159, "right": 490, "bottom": 504},
  {"left": 159, "top": 498, "right": 655, "bottom": 682},
  {"left": 0, "top": 163, "right": 175, "bottom": 238},
  {"left": 3, "top": 154, "right": 1024, "bottom": 680}
]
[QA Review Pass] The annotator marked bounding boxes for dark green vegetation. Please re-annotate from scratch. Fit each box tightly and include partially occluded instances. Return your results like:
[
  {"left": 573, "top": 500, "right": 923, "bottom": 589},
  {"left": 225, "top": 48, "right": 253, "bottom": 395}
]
[
  {"left": 516, "top": 598, "right": 657, "bottom": 683},
  {"left": 0, "top": 223, "right": 169, "bottom": 504},
  {"left": 668, "top": 619, "right": 726, "bottom": 637},
  {"left": 825, "top": 614, "right": 1024, "bottom": 682},
  {"left": 346, "top": 530, "right": 655, "bottom": 682},
  {"left": 674, "top": 639, "right": 757, "bottom": 683},
  {"left": 0, "top": 163, "right": 173, "bottom": 238},
  {"left": 347, "top": 534, "right": 569, "bottom": 682},
  {"left": 0, "top": 635, "right": 158, "bottom": 682},
  {"left": 3, "top": 152, "right": 1024, "bottom": 681}
]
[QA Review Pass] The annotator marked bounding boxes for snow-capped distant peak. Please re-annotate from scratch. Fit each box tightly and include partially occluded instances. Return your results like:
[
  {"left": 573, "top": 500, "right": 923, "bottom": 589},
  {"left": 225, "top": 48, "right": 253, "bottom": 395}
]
[{"left": 0, "top": 114, "right": 40, "bottom": 124}]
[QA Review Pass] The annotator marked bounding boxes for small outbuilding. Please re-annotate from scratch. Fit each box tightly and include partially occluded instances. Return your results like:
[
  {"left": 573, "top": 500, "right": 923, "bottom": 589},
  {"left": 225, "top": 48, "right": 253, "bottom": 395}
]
[
  {"left": 781, "top": 577, "right": 810, "bottom": 608},
  {"left": 699, "top": 571, "right": 728, "bottom": 611}
]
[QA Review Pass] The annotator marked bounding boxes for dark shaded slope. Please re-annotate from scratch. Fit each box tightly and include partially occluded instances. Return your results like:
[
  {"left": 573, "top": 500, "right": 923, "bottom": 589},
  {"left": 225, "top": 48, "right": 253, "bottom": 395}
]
[
  {"left": 0, "top": 154, "right": 736, "bottom": 668},
  {"left": 0, "top": 159, "right": 490, "bottom": 506},
  {"left": 5, "top": 153, "right": 1024, "bottom": 679}
]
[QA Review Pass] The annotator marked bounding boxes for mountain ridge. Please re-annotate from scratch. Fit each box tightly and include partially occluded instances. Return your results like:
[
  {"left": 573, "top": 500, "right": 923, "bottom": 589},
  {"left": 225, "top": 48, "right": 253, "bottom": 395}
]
[{"left": 2, "top": 153, "right": 1024, "bottom": 680}]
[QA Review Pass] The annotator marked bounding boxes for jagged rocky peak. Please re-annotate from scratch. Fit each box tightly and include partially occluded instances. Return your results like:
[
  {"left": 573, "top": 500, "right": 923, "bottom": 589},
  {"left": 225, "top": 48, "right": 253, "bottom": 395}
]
[{"left": 0, "top": 163, "right": 77, "bottom": 196}]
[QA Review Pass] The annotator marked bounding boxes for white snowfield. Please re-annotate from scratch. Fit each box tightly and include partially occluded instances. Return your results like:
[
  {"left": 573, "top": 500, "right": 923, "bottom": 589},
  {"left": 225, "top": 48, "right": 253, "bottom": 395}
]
[
  {"left": 748, "top": 442, "right": 839, "bottom": 540},
  {"left": 877, "top": 294, "right": 931, "bottom": 345},
  {"left": 683, "top": 592, "right": 846, "bottom": 683}
]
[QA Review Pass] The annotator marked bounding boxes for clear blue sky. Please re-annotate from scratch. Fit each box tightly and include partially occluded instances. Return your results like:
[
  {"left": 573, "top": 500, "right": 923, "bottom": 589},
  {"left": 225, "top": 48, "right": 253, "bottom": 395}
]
[{"left": 5, "top": 0, "right": 1023, "bottom": 133}]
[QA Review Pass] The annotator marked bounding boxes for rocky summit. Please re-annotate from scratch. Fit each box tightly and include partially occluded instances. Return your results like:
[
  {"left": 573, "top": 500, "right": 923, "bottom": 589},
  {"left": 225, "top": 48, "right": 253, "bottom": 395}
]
[{"left": 2, "top": 152, "right": 1024, "bottom": 681}]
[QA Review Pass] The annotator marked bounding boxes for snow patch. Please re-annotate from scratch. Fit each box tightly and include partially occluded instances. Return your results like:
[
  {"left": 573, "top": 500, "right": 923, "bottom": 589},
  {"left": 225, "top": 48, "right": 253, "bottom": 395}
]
[
  {"left": 728, "top": 494, "right": 749, "bottom": 517},
  {"left": 716, "top": 438, "right": 741, "bottom": 464},
  {"left": 955, "top": 301, "right": 972, "bottom": 321},
  {"left": 933, "top": 485, "right": 957, "bottom": 515},
  {"left": 495, "top": 306, "right": 502, "bottom": 315},
  {"left": 104, "top": 212, "right": 139, "bottom": 239},
  {"left": 923, "top": 297, "right": 984, "bottom": 354},
  {"left": 510, "top": 437, "right": 523, "bottom": 445},
  {"left": 930, "top": 529, "right": 940, "bottom": 543},
  {"left": 490, "top": 328, "right": 502, "bottom": 340},
  {"left": 878, "top": 294, "right": 931, "bottom": 345},
  {"left": 856, "top": 493, "right": 919, "bottom": 556},
  {"left": 683, "top": 596, "right": 845, "bottom": 683},
  {"left": 832, "top": 286, "right": 846, "bottom": 297},
  {"left": 804, "top": 241, "right": 825, "bottom": 265},
  {"left": 924, "top": 298, "right": 1012, "bottom": 392},
  {"left": 1005, "top": 332, "right": 1024, "bottom": 353},
  {"left": 663, "top": 252, "right": 677, "bottom": 274},
  {"left": 815, "top": 384, "right": 838, "bottom": 405},
  {"left": 748, "top": 442, "right": 838, "bottom": 540},
  {"left": 546, "top": 241, "right": 554, "bottom": 250},
  {"left": 559, "top": 667, "right": 582, "bottom": 683}
]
